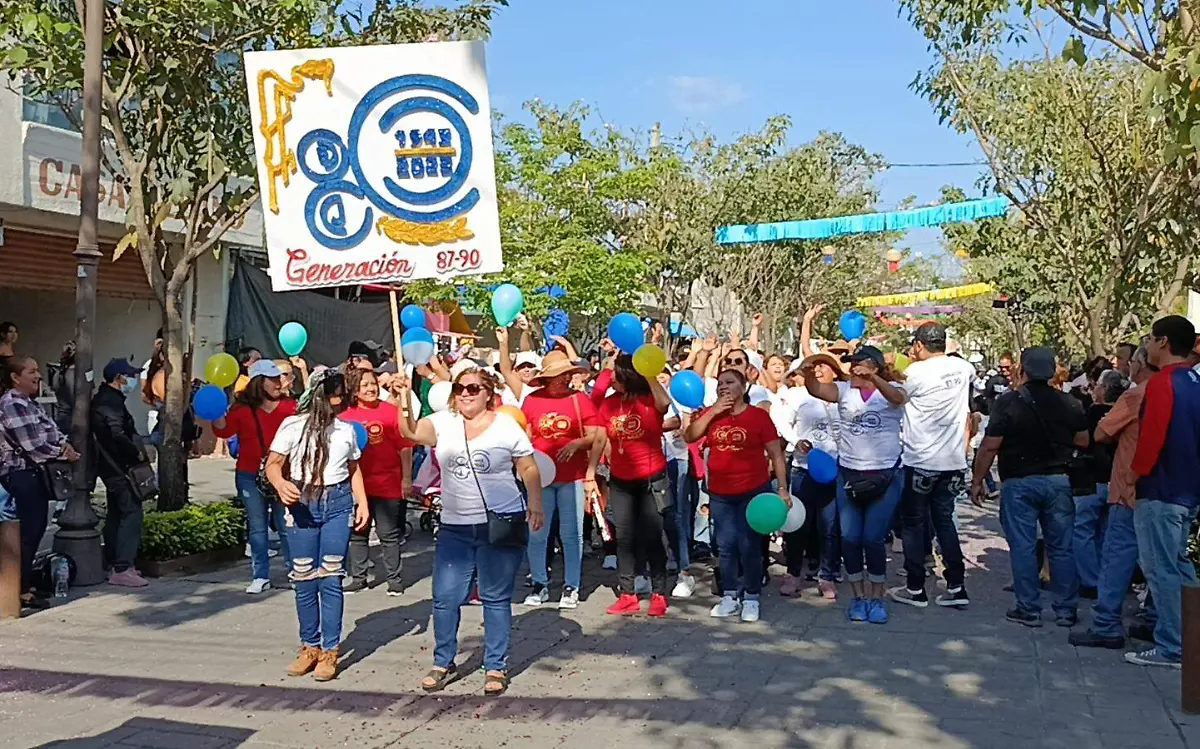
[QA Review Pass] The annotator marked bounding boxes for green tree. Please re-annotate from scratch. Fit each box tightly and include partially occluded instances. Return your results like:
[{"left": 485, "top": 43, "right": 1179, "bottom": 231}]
[{"left": 0, "top": 0, "right": 505, "bottom": 508}]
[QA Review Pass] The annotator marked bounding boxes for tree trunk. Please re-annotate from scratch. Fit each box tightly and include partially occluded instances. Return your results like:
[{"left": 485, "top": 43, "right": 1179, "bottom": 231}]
[{"left": 156, "top": 289, "right": 189, "bottom": 511}]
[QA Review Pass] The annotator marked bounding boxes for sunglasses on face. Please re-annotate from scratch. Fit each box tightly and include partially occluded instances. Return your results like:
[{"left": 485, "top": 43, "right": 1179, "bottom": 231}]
[
  {"left": 724, "top": 356, "right": 747, "bottom": 366},
  {"left": 451, "top": 383, "right": 486, "bottom": 396}
]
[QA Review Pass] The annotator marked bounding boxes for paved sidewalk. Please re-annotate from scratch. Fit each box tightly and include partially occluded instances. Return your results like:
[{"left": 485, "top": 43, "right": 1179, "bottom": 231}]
[{"left": 3, "top": 475, "right": 1197, "bottom": 748}]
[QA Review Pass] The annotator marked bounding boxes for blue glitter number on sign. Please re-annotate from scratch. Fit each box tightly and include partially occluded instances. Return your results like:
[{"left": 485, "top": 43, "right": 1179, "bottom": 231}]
[
  {"left": 296, "top": 129, "right": 349, "bottom": 184},
  {"left": 305, "top": 179, "right": 373, "bottom": 250}
]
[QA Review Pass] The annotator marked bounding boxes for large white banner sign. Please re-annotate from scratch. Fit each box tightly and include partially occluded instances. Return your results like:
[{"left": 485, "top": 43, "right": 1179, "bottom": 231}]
[{"left": 244, "top": 41, "right": 501, "bottom": 291}]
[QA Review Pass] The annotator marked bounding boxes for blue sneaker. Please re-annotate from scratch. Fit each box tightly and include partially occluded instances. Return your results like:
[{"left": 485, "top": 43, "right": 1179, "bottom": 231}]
[
  {"left": 868, "top": 598, "right": 889, "bottom": 624},
  {"left": 848, "top": 597, "right": 869, "bottom": 622}
]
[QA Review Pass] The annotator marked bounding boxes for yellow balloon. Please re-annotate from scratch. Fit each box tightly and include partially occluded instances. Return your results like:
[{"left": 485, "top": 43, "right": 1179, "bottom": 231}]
[
  {"left": 632, "top": 344, "right": 668, "bottom": 379},
  {"left": 894, "top": 353, "right": 912, "bottom": 373},
  {"left": 496, "top": 405, "right": 527, "bottom": 429},
  {"left": 204, "top": 353, "right": 240, "bottom": 388}
]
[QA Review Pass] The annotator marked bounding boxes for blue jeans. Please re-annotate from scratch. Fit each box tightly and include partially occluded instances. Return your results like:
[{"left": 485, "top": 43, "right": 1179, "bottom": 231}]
[
  {"left": 784, "top": 467, "right": 838, "bottom": 579},
  {"left": 709, "top": 485, "right": 770, "bottom": 598},
  {"left": 236, "top": 471, "right": 290, "bottom": 580},
  {"left": 1073, "top": 484, "right": 1109, "bottom": 589},
  {"left": 901, "top": 468, "right": 966, "bottom": 591},
  {"left": 527, "top": 481, "right": 584, "bottom": 589},
  {"left": 1133, "top": 499, "right": 1199, "bottom": 661},
  {"left": 837, "top": 468, "right": 903, "bottom": 584},
  {"left": 282, "top": 482, "right": 354, "bottom": 651},
  {"left": 665, "top": 459, "right": 693, "bottom": 571},
  {"left": 1091, "top": 503, "right": 1139, "bottom": 637},
  {"left": 433, "top": 523, "right": 525, "bottom": 672},
  {"left": 1000, "top": 474, "right": 1078, "bottom": 618}
]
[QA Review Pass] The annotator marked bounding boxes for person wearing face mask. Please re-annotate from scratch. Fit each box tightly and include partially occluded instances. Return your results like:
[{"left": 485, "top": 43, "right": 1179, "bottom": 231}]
[
  {"left": 211, "top": 360, "right": 296, "bottom": 594},
  {"left": 91, "top": 358, "right": 154, "bottom": 587}
]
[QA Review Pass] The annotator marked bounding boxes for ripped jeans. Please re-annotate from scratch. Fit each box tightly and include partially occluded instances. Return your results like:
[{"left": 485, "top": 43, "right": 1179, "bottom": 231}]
[{"left": 281, "top": 481, "right": 354, "bottom": 651}]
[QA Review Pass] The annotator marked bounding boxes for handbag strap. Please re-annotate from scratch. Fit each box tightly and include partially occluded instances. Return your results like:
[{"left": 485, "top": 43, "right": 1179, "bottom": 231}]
[
  {"left": 251, "top": 407, "right": 269, "bottom": 469},
  {"left": 1016, "top": 386, "right": 1067, "bottom": 466},
  {"left": 462, "top": 416, "right": 526, "bottom": 513}
]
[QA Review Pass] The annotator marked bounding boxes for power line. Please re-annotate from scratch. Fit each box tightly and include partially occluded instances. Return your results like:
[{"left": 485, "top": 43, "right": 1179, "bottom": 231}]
[{"left": 884, "top": 161, "right": 987, "bottom": 168}]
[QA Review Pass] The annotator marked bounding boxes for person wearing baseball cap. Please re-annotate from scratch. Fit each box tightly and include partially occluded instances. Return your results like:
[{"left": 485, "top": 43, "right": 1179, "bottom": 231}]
[
  {"left": 889, "top": 322, "right": 977, "bottom": 611},
  {"left": 92, "top": 357, "right": 153, "bottom": 587},
  {"left": 971, "top": 346, "right": 1088, "bottom": 628},
  {"left": 802, "top": 344, "right": 906, "bottom": 624}
]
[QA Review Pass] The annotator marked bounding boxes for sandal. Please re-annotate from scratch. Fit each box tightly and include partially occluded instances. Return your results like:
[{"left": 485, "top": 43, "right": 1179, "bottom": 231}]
[
  {"left": 484, "top": 670, "right": 509, "bottom": 697},
  {"left": 420, "top": 665, "right": 456, "bottom": 693}
]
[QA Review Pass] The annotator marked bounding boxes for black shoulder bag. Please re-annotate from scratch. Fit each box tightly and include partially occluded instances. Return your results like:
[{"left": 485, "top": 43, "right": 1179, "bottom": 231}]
[
  {"left": 2, "top": 428, "right": 74, "bottom": 503},
  {"left": 252, "top": 409, "right": 281, "bottom": 503},
  {"left": 1015, "top": 387, "right": 1094, "bottom": 495},
  {"left": 464, "top": 419, "right": 529, "bottom": 547},
  {"left": 94, "top": 437, "right": 159, "bottom": 502}
]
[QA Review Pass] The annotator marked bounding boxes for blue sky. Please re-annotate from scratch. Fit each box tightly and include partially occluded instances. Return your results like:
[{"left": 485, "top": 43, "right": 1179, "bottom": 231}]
[{"left": 484, "top": 0, "right": 988, "bottom": 255}]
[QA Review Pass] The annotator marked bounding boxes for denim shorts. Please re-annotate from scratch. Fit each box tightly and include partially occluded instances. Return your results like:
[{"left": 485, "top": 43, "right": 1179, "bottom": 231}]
[{"left": 0, "top": 479, "right": 16, "bottom": 522}]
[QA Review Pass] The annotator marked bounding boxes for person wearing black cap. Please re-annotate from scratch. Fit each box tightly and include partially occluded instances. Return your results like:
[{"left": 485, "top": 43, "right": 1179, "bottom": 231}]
[
  {"left": 971, "top": 347, "right": 1088, "bottom": 628},
  {"left": 889, "top": 322, "right": 975, "bottom": 610},
  {"left": 92, "top": 357, "right": 153, "bottom": 588}
]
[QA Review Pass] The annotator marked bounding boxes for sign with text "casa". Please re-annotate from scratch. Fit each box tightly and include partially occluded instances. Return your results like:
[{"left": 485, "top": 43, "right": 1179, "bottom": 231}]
[{"left": 243, "top": 41, "right": 502, "bottom": 292}]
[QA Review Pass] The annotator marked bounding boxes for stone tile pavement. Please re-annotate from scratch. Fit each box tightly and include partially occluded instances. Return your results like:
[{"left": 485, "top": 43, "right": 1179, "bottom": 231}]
[{"left": 4, "top": 460, "right": 1198, "bottom": 747}]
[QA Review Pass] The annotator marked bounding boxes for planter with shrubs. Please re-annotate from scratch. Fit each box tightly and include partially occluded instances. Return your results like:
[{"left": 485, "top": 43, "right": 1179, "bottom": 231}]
[{"left": 137, "top": 503, "right": 247, "bottom": 577}]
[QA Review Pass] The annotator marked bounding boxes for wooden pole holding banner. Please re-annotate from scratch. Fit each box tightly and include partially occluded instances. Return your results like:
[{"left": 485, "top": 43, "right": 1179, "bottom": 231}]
[
  {"left": 388, "top": 289, "right": 405, "bottom": 371},
  {"left": 0, "top": 521, "right": 21, "bottom": 619}
]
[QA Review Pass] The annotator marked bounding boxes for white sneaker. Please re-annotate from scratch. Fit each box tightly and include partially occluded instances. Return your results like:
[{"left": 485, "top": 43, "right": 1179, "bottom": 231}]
[
  {"left": 244, "top": 543, "right": 252, "bottom": 558},
  {"left": 671, "top": 573, "right": 696, "bottom": 599},
  {"left": 558, "top": 587, "right": 580, "bottom": 609},
  {"left": 267, "top": 548, "right": 279, "bottom": 558},
  {"left": 740, "top": 599, "right": 761, "bottom": 622},
  {"left": 634, "top": 575, "right": 651, "bottom": 594},
  {"left": 523, "top": 584, "right": 549, "bottom": 606},
  {"left": 245, "top": 578, "right": 271, "bottom": 595},
  {"left": 602, "top": 555, "right": 617, "bottom": 570},
  {"left": 710, "top": 595, "right": 741, "bottom": 618}
]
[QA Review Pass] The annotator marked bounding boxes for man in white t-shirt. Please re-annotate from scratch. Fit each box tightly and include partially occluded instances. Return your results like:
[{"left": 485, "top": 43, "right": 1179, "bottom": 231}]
[{"left": 890, "top": 322, "right": 976, "bottom": 609}]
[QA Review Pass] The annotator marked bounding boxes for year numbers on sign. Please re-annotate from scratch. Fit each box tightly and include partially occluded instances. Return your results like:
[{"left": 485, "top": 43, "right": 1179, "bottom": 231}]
[{"left": 436, "top": 249, "right": 482, "bottom": 272}]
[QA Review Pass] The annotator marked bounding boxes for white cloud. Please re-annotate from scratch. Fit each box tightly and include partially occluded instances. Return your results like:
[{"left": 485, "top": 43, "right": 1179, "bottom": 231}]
[{"left": 665, "top": 75, "right": 747, "bottom": 114}]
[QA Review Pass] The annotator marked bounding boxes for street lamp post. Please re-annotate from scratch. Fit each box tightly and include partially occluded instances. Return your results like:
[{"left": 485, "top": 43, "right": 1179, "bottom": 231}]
[{"left": 53, "top": 0, "right": 105, "bottom": 585}]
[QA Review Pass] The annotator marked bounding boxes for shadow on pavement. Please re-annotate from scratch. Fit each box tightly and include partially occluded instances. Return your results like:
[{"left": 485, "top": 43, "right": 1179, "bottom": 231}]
[{"left": 36, "top": 717, "right": 254, "bottom": 748}]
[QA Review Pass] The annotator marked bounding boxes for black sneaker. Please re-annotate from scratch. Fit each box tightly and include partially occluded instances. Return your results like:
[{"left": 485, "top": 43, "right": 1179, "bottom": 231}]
[
  {"left": 386, "top": 581, "right": 404, "bottom": 597},
  {"left": 342, "top": 578, "right": 367, "bottom": 594},
  {"left": 1068, "top": 630, "right": 1125, "bottom": 649},
  {"left": 1005, "top": 607, "right": 1042, "bottom": 627},
  {"left": 936, "top": 587, "right": 970, "bottom": 607},
  {"left": 1079, "top": 585, "right": 1098, "bottom": 600},
  {"left": 1055, "top": 611, "right": 1078, "bottom": 628},
  {"left": 1128, "top": 623, "right": 1155, "bottom": 642},
  {"left": 888, "top": 586, "right": 929, "bottom": 608}
]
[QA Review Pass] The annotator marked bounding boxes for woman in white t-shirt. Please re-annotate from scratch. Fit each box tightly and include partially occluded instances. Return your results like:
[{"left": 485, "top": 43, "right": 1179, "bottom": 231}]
[
  {"left": 265, "top": 369, "right": 368, "bottom": 683},
  {"left": 803, "top": 346, "right": 905, "bottom": 625},
  {"left": 396, "top": 366, "right": 544, "bottom": 697}
]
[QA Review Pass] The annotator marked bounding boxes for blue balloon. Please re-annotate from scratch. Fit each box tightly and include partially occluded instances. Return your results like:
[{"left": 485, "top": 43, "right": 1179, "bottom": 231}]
[
  {"left": 839, "top": 310, "right": 867, "bottom": 341},
  {"left": 401, "top": 327, "right": 436, "bottom": 365},
  {"left": 491, "top": 283, "right": 525, "bottom": 328},
  {"left": 349, "top": 421, "right": 369, "bottom": 451},
  {"left": 277, "top": 321, "right": 308, "bottom": 356},
  {"left": 400, "top": 304, "right": 427, "bottom": 330},
  {"left": 193, "top": 384, "right": 229, "bottom": 421},
  {"left": 669, "top": 370, "right": 705, "bottom": 410},
  {"left": 608, "top": 312, "right": 644, "bottom": 354},
  {"left": 807, "top": 449, "right": 838, "bottom": 485}
]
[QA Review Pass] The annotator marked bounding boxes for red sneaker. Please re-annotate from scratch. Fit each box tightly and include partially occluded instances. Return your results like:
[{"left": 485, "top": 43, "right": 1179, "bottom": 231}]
[
  {"left": 647, "top": 593, "right": 668, "bottom": 618},
  {"left": 606, "top": 593, "right": 641, "bottom": 616}
]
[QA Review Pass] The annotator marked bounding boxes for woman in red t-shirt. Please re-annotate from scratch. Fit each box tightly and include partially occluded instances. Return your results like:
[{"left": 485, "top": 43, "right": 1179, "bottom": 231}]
[
  {"left": 684, "top": 368, "right": 789, "bottom": 623},
  {"left": 341, "top": 368, "right": 412, "bottom": 595},
  {"left": 210, "top": 360, "right": 297, "bottom": 594},
  {"left": 590, "top": 354, "right": 673, "bottom": 617},
  {"left": 520, "top": 351, "right": 602, "bottom": 610}
]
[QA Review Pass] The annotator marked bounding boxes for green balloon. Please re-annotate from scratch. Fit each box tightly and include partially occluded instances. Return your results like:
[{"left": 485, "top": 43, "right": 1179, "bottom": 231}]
[{"left": 745, "top": 493, "right": 789, "bottom": 535}]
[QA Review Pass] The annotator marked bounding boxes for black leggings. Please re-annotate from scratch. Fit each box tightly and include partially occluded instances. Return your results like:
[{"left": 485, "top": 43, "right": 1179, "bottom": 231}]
[
  {"left": 1, "top": 469, "right": 51, "bottom": 594},
  {"left": 608, "top": 474, "right": 669, "bottom": 595}
]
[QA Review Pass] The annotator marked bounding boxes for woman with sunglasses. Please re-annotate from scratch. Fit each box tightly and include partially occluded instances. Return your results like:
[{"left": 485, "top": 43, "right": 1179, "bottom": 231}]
[
  {"left": 265, "top": 369, "right": 369, "bottom": 682},
  {"left": 589, "top": 354, "right": 673, "bottom": 617},
  {"left": 211, "top": 360, "right": 296, "bottom": 594},
  {"left": 685, "top": 368, "right": 790, "bottom": 622},
  {"left": 396, "top": 366, "right": 544, "bottom": 697},
  {"left": 341, "top": 367, "right": 413, "bottom": 595},
  {"left": 803, "top": 346, "right": 906, "bottom": 624}
]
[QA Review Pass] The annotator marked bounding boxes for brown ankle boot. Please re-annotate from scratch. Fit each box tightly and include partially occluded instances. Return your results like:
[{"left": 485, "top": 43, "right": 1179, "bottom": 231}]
[
  {"left": 286, "top": 646, "right": 321, "bottom": 677},
  {"left": 313, "top": 647, "right": 339, "bottom": 682}
]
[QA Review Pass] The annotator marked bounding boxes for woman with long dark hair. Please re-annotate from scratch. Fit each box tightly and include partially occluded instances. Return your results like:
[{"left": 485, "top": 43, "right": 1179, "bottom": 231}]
[
  {"left": 685, "top": 368, "right": 790, "bottom": 622},
  {"left": 0, "top": 322, "right": 18, "bottom": 367},
  {"left": 589, "top": 354, "right": 673, "bottom": 618},
  {"left": 0, "top": 355, "right": 80, "bottom": 611},
  {"left": 397, "top": 366, "right": 544, "bottom": 696},
  {"left": 265, "top": 369, "right": 368, "bottom": 682},
  {"left": 341, "top": 367, "right": 412, "bottom": 595},
  {"left": 211, "top": 360, "right": 296, "bottom": 594}
]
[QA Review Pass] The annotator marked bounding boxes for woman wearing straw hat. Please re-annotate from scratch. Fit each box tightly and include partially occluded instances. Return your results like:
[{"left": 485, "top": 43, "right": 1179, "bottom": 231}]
[{"left": 520, "top": 351, "right": 603, "bottom": 609}]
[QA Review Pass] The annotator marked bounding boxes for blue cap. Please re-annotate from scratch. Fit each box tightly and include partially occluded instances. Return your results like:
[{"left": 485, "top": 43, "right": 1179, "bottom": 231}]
[{"left": 102, "top": 357, "right": 141, "bottom": 383}]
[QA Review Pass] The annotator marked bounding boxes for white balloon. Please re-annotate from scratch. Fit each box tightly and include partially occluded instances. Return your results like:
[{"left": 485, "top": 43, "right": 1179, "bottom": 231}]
[
  {"left": 402, "top": 340, "right": 435, "bottom": 366},
  {"left": 532, "top": 450, "right": 556, "bottom": 488},
  {"left": 780, "top": 496, "right": 807, "bottom": 533},
  {"left": 409, "top": 390, "right": 421, "bottom": 415},
  {"left": 428, "top": 381, "right": 452, "bottom": 413}
]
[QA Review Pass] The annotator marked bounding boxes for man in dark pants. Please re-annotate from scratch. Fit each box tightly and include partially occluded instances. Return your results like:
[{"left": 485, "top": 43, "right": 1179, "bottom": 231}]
[
  {"left": 889, "top": 323, "right": 976, "bottom": 609},
  {"left": 92, "top": 358, "right": 152, "bottom": 588}
]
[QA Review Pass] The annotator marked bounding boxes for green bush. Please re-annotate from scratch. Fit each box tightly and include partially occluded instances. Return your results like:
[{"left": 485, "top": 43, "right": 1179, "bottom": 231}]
[{"left": 140, "top": 503, "right": 247, "bottom": 561}]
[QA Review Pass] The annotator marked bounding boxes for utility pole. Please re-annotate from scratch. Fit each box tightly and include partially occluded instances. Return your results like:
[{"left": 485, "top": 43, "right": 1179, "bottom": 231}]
[{"left": 54, "top": 0, "right": 105, "bottom": 585}]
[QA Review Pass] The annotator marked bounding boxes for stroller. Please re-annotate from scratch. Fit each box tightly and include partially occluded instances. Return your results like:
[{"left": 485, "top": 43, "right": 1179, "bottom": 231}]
[{"left": 412, "top": 450, "right": 442, "bottom": 538}]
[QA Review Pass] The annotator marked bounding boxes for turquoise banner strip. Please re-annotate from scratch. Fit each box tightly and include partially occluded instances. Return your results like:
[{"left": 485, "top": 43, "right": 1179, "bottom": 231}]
[{"left": 715, "top": 196, "right": 1011, "bottom": 245}]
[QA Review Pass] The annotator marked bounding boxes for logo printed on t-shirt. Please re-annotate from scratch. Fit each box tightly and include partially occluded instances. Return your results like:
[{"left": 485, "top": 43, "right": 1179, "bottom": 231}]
[
  {"left": 537, "top": 412, "right": 572, "bottom": 440},
  {"left": 449, "top": 451, "right": 491, "bottom": 480},
  {"left": 846, "top": 411, "right": 882, "bottom": 437},
  {"left": 610, "top": 413, "right": 644, "bottom": 440},
  {"left": 365, "top": 421, "right": 385, "bottom": 446},
  {"left": 711, "top": 425, "right": 748, "bottom": 451}
]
